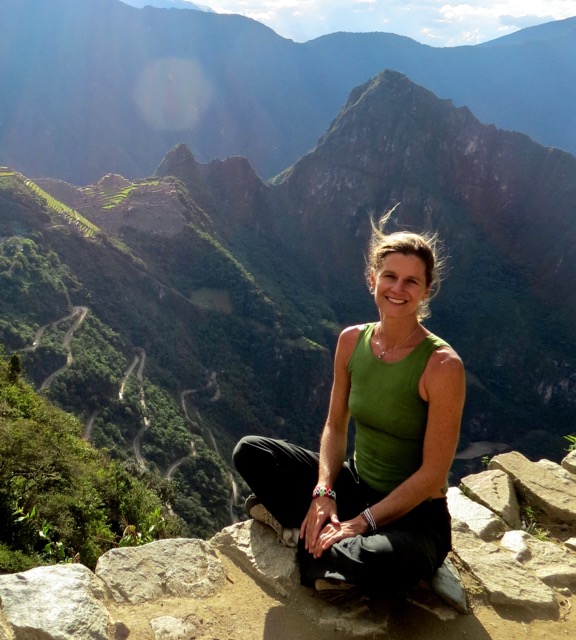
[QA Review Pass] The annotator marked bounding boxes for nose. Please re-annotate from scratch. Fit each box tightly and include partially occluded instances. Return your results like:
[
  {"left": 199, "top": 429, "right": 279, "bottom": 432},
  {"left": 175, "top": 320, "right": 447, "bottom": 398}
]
[{"left": 390, "top": 278, "right": 405, "bottom": 294}]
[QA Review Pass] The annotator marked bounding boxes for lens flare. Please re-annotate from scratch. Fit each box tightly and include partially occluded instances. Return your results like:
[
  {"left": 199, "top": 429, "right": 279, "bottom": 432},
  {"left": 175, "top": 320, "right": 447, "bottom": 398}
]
[{"left": 133, "top": 58, "right": 213, "bottom": 131}]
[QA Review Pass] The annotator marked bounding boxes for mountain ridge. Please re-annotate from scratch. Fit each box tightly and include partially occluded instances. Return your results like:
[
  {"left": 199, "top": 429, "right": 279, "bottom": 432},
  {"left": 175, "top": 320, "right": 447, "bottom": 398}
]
[{"left": 2, "top": 0, "right": 576, "bottom": 183}]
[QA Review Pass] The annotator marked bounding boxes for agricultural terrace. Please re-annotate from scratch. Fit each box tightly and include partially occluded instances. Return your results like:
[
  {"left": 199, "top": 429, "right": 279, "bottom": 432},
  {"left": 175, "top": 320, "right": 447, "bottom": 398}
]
[{"left": 24, "top": 179, "right": 99, "bottom": 237}]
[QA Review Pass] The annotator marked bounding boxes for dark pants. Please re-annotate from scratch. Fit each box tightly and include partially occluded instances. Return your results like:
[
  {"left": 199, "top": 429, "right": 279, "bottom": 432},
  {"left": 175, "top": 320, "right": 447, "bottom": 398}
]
[{"left": 233, "top": 435, "right": 452, "bottom": 596}]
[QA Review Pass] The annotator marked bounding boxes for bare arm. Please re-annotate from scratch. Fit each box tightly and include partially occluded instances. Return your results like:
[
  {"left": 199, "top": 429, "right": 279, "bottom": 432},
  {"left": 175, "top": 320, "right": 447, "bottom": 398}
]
[{"left": 300, "top": 326, "right": 358, "bottom": 551}]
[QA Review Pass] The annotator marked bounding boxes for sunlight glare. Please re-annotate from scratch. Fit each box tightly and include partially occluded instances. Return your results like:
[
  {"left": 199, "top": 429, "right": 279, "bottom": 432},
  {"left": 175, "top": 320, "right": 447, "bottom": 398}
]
[{"left": 133, "top": 58, "right": 213, "bottom": 131}]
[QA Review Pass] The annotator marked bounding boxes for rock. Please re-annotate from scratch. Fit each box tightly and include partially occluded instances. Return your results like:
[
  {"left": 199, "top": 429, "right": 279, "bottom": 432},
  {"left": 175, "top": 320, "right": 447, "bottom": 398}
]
[
  {"left": 460, "top": 468, "right": 521, "bottom": 528},
  {"left": 562, "top": 450, "right": 576, "bottom": 474},
  {"left": 0, "top": 564, "right": 114, "bottom": 640},
  {"left": 149, "top": 616, "right": 198, "bottom": 639},
  {"left": 500, "top": 530, "right": 530, "bottom": 561},
  {"left": 94, "top": 538, "right": 226, "bottom": 604},
  {"left": 490, "top": 451, "right": 576, "bottom": 526},
  {"left": 566, "top": 537, "right": 576, "bottom": 552},
  {"left": 516, "top": 533, "right": 576, "bottom": 591},
  {"left": 212, "top": 519, "right": 299, "bottom": 598},
  {"left": 447, "top": 486, "right": 507, "bottom": 541},
  {"left": 430, "top": 556, "right": 469, "bottom": 615},
  {"left": 451, "top": 521, "right": 559, "bottom": 615}
]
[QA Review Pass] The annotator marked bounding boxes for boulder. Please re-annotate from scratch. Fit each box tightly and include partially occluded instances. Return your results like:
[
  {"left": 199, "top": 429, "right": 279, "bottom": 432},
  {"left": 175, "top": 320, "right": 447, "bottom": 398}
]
[
  {"left": 94, "top": 538, "right": 225, "bottom": 605},
  {"left": 0, "top": 564, "right": 113, "bottom": 640},
  {"left": 212, "top": 519, "right": 299, "bottom": 598}
]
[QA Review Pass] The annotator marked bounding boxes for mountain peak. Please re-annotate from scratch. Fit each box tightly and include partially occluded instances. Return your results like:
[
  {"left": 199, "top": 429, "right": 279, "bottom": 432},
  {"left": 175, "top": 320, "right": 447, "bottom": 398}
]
[{"left": 155, "top": 143, "right": 199, "bottom": 178}]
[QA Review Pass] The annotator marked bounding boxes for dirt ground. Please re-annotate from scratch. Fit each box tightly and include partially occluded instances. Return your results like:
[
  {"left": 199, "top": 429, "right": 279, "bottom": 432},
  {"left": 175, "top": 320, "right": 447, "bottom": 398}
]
[{"left": 109, "top": 553, "right": 575, "bottom": 640}]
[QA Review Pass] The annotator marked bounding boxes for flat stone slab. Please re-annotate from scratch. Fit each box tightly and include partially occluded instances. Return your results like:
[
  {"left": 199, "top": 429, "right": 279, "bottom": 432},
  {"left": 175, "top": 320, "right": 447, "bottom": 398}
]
[
  {"left": 460, "top": 468, "right": 521, "bottom": 529},
  {"left": 452, "top": 522, "right": 558, "bottom": 616}
]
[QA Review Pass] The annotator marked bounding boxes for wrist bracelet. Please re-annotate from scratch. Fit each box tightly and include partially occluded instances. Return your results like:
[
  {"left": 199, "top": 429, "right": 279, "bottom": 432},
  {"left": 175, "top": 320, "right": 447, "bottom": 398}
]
[
  {"left": 361, "top": 507, "right": 377, "bottom": 533},
  {"left": 312, "top": 485, "right": 336, "bottom": 500}
]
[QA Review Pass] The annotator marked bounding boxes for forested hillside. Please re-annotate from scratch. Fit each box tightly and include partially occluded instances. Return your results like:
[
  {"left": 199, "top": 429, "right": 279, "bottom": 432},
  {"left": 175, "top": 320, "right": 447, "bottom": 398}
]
[
  {"left": 0, "top": 348, "right": 187, "bottom": 572},
  {"left": 0, "top": 166, "right": 334, "bottom": 558}
]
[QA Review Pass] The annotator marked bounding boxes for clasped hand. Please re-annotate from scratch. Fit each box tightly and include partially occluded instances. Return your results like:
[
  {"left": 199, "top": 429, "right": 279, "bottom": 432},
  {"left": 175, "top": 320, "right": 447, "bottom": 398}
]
[{"left": 300, "top": 496, "right": 366, "bottom": 559}]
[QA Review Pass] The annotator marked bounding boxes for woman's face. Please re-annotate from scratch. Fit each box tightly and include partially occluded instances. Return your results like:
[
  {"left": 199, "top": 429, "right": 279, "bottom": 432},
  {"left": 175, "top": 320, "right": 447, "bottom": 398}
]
[{"left": 370, "top": 252, "right": 430, "bottom": 319}]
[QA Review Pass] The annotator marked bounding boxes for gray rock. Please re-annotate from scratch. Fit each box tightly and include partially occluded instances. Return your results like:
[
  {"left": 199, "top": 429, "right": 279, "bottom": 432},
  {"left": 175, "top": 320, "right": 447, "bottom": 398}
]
[
  {"left": 460, "top": 468, "right": 521, "bottom": 528},
  {"left": 0, "top": 564, "right": 113, "bottom": 640},
  {"left": 150, "top": 616, "right": 198, "bottom": 639},
  {"left": 562, "top": 450, "right": 576, "bottom": 475},
  {"left": 430, "top": 557, "right": 469, "bottom": 614},
  {"left": 490, "top": 451, "right": 576, "bottom": 525},
  {"left": 95, "top": 538, "right": 226, "bottom": 604},
  {"left": 500, "top": 530, "right": 530, "bottom": 561},
  {"left": 452, "top": 522, "right": 558, "bottom": 615},
  {"left": 447, "top": 486, "right": 507, "bottom": 541},
  {"left": 566, "top": 537, "right": 576, "bottom": 552},
  {"left": 212, "top": 519, "right": 299, "bottom": 598},
  {"left": 519, "top": 534, "right": 576, "bottom": 591}
]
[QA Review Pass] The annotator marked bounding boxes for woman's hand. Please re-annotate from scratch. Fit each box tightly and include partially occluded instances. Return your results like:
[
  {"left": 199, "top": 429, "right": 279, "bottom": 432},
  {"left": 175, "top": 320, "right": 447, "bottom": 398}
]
[
  {"left": 300, "top": 496, "right": 338, "bottom": 552},
  {"left": 309, "top": 515, "right": 369, "bottom": 559}
]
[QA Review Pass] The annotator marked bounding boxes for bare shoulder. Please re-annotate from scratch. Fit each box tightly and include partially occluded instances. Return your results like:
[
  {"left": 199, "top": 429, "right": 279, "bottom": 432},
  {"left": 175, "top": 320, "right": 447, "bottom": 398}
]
[
  {"left": 428, "top": 344, "right": 464, "bottom": 372},
  {"left": 336, "top": 324, "right": 366, "bottom": 360},
  {"left": 420, "top": 344, "right": 465, "bottom": 401}
]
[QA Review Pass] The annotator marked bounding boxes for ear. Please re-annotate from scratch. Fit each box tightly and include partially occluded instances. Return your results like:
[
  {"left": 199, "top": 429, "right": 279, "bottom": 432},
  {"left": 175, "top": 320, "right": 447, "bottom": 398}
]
[{"left": 369, "top": 271, "right": 376, "bottom": 293}]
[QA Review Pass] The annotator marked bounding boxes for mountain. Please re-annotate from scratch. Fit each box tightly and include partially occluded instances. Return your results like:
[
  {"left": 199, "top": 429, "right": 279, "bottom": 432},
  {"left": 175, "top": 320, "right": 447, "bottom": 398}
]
[
  {"left": 2, "top": 68, "right": 575, "bottom": 537},
  {"left": 1, "top": 0, "right": 576, "bottom": 184}
]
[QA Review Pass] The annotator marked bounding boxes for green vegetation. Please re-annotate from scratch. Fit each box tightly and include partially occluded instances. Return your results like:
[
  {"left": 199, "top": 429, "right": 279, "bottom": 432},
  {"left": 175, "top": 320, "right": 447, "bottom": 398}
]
[{"left": 0, "top": 348, "right": 186, "bottom": 573}]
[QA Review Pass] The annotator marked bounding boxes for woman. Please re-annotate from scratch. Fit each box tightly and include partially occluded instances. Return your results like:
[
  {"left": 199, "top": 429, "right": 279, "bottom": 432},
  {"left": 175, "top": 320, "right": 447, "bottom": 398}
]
[{"left": 233, "top": 212, "right": 466, "bottom": 596}]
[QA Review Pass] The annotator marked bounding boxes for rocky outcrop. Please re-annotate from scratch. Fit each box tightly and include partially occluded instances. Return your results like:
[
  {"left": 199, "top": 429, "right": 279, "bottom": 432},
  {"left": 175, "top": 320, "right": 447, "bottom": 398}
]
[{"left": 0, "top": 450, "right": 575, "bottom": 639}]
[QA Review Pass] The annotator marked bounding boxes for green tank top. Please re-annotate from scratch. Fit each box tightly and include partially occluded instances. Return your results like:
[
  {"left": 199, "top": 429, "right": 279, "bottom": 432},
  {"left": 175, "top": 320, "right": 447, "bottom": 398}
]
[{"left": 348, "top": 323, "right": 449, "bottom": 494}]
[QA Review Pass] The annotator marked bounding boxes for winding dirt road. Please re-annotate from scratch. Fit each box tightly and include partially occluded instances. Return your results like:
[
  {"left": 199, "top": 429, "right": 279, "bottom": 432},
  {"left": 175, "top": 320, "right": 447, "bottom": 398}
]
[{"left": 35, "top": 306, "right": 89, "bottom": 390}]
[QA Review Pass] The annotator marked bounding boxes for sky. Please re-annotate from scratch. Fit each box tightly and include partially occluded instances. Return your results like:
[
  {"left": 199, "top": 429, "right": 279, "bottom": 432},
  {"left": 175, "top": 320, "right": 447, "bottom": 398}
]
[{"left": 191, "top": 0, "right": 576, "bottom": 47}]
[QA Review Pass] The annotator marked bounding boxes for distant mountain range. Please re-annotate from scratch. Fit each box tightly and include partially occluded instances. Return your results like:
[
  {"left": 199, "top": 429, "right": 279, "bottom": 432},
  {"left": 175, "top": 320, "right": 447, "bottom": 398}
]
[
  {"left": 1, "top": 0, "right": 576, "bottom": 184},
  {"left": 120, "top": 0, "right": 213, "bottom": 11},
  {"left": 2, "top": 69, "right": 575, "bottom": 536}
]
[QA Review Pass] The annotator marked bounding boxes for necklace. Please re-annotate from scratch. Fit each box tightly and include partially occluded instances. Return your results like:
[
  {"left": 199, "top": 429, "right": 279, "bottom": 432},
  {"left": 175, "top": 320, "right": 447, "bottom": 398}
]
[{"left": 374, "top": 325, "right": 419, "bottom": 359}]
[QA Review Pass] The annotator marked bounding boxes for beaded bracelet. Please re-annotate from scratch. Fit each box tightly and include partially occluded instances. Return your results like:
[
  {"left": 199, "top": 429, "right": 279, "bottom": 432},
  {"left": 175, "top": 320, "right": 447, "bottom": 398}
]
[
  {"left": 312, "top": 485, "right": 336, "bottom": 500},
  {"left": 361, "top": 507, "right": 378, "bottom": 533}
]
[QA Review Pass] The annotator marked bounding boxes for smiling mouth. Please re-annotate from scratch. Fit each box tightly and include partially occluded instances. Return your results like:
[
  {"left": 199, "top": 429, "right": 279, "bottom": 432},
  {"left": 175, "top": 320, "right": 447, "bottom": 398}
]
[{"left": 386, "top": 296, "right": 406, "bottom": 305}]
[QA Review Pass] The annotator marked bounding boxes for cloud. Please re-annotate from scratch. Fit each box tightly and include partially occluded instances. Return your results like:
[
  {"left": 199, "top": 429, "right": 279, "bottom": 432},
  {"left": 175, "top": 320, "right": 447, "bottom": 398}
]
[{"left": 203, "top": 1, "right": 576, "bottom": 45}]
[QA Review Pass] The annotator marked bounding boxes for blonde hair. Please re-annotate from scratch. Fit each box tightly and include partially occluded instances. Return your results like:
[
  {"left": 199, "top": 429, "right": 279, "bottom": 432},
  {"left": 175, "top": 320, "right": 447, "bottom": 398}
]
[{"left": 365, "top": 206, "right": 445, "bottom": 320}]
